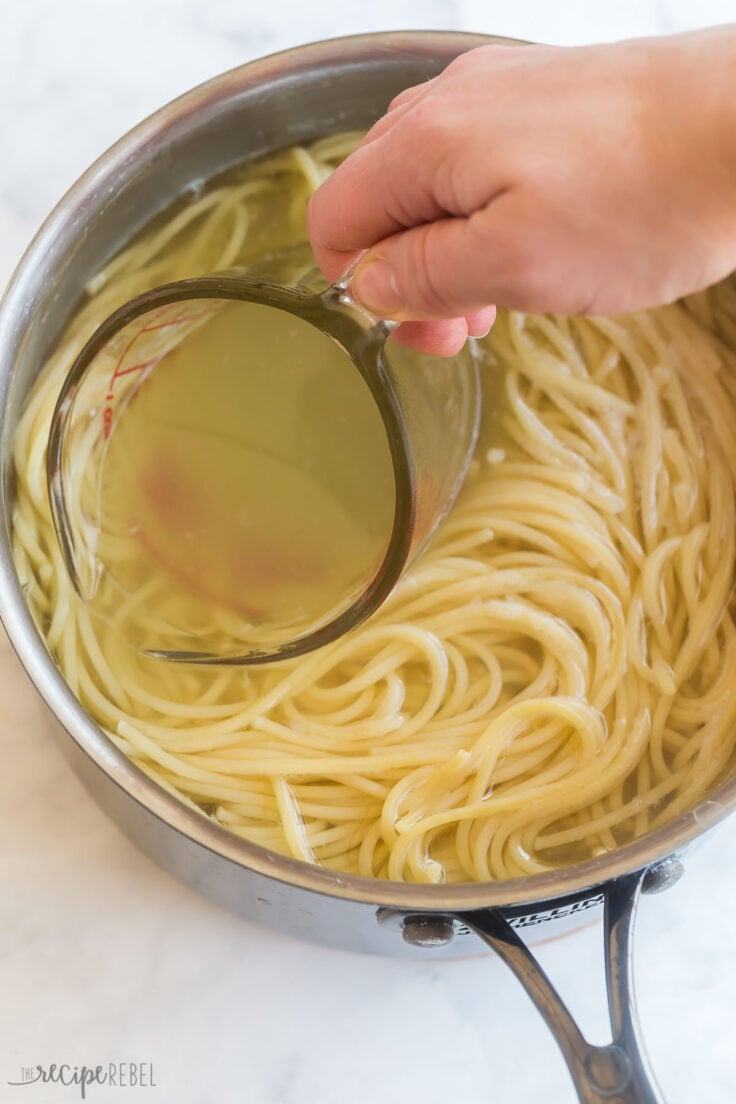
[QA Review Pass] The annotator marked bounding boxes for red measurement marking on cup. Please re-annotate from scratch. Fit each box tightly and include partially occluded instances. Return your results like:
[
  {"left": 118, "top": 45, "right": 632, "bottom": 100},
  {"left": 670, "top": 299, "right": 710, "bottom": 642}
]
[
  {"left": 102, "top": 355, "right": 159, "bottom": 439},
  {"left": 101, "top": 305, "right": 220, "bottom": 440}
]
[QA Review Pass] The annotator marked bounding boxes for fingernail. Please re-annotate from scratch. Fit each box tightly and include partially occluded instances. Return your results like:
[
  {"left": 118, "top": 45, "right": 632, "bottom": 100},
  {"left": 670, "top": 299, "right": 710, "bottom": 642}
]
[
  {"left": 352, "top": 258, "right": 405, "bottom": 317},
  {"left": 466, "top": 307, "right": 496, "bottom": 339}
]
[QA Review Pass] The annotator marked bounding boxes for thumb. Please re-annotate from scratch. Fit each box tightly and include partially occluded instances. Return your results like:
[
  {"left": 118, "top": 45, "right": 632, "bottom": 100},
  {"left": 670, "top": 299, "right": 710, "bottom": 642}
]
[
  {"left": 350, "top": 193, "right": 537, "bottom": 321},
  {"left": 351, "top": 218, "right": 495, "bottom": 321}
]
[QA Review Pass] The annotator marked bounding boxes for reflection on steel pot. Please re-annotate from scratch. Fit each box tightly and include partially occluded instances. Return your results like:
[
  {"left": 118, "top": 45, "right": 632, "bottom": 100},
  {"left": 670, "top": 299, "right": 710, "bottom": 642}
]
[{"left": 0, "top": 31, "right": 733, "bottom": 1104}]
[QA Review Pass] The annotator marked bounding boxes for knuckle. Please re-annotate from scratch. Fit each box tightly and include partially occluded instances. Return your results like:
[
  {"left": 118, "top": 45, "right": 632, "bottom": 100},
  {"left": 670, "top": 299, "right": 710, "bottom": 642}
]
[
  {"left": 408, "top": 95, "right": 462, "bottom": 153},
  {"left": 388, "top": 85, "right": 419, "bottom": 112},
  {"left": 443, "top": 46, "right": 484, "bottom": 75},
  {"left": 443, "top": 44, "right": 507, "bottom": 76}
]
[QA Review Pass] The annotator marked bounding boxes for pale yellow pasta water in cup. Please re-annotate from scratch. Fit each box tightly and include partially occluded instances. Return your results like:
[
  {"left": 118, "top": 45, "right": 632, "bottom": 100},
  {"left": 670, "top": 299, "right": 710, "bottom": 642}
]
[{"left": 47, "top": 244, "right": 481, "bottom": 664}]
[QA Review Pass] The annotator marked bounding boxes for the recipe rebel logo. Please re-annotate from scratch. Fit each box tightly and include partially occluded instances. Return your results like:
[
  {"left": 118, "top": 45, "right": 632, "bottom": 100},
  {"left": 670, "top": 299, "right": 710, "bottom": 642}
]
[{"left": 7, "top": 1062, "right": 157, "bottom": 1098}]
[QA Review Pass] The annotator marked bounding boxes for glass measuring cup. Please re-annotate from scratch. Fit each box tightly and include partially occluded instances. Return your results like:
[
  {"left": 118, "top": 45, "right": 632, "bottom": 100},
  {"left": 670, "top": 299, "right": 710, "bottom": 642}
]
[{"left": 47, "top": 247, "right": 481, "bottom": 665}]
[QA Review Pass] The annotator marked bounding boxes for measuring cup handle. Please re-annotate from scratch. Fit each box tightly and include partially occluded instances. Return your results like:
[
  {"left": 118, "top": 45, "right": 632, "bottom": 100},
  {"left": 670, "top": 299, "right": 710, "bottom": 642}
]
[
  {"left": 457, "top": 868, "right": 669, "bottom": 1104},
  {"left": 328, "top": 253, "right": 400, "bottom": 341}
]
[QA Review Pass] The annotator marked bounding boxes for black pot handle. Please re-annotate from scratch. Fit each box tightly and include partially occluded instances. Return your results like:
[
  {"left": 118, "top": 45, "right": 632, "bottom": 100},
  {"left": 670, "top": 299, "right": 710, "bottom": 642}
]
[{"left": 457, "top": 867, "right": 669, "bottom": 1104}]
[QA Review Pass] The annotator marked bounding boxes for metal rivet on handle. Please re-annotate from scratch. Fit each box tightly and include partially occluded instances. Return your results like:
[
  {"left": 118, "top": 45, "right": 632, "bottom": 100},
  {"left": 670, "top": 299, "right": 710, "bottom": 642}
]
[
  {"left": 583, "top": 1045, "right": 633, "bottom": 1097},
  {"left": 642, "top": 857, "right": 685, "bottom": 895},
  {"left": 401, "top": 915, "right": 456, "bottom": 948}
]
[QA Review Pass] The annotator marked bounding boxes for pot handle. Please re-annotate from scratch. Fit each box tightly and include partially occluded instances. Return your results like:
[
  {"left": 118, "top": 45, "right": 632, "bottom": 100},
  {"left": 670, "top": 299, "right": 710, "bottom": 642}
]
[{"left": 458, "top": 869, "right": 665, "bottom": 1104}]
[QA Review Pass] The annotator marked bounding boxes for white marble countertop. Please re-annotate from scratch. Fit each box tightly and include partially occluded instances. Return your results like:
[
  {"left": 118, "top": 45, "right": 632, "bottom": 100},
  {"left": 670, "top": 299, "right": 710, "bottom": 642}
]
[{"left": 2, "top": 2, "right": 736, "bottom": 1102}]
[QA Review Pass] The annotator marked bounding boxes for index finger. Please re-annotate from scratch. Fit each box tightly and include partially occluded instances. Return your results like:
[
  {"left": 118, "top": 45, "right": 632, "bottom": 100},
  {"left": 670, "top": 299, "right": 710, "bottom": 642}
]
[{"left": 306, "top": 107, "right": 450, "bottom": 283}]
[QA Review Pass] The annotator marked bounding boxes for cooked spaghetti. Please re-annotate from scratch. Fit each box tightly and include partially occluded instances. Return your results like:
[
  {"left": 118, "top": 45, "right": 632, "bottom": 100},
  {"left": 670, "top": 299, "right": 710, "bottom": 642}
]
[{"left": 11, "top": 134, "right": 736, "bottom": 883}]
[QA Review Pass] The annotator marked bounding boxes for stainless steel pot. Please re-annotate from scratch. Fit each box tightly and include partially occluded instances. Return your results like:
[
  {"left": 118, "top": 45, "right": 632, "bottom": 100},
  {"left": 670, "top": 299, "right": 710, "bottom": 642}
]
[{"left": 1, "top": 31, "right": 733, "bottom": 1104}]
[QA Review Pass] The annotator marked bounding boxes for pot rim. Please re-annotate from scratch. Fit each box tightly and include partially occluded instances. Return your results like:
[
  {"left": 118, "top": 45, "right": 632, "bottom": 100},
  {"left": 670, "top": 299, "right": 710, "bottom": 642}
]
[{"left": 1, "top": 29, "right": 735, "bottom": 913}]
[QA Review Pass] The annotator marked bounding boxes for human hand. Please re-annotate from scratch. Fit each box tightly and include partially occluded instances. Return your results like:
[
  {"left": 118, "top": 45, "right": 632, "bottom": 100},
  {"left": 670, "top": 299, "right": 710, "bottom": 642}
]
[{"left": 307, "top": 29, "right": 736, "bottom": 356}]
